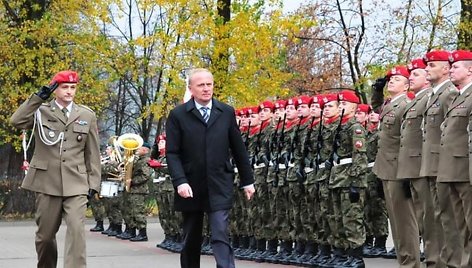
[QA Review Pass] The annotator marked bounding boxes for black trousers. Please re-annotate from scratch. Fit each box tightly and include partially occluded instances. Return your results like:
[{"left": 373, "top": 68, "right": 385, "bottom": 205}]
[{"left": 180, "top": 209, "right": 235, "bottom": 268}]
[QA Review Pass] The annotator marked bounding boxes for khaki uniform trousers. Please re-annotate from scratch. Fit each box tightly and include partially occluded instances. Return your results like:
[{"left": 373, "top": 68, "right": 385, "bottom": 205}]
[
  {"left": 382, "top": 180, "right": 420, "bottom": 268},
  {"left": 35, "top": 193, "right": 87, "bottom": 268},
  {"left": 410, "top": 177, "right": 445, "bottom": 268},
  {"left": 437, "top": 182, "right": 472, "bottom": 268}
]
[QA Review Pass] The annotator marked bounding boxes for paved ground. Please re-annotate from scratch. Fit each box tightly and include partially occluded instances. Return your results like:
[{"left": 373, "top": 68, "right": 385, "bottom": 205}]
[{"left": 0, "top": 217, "right": 400, "bottom": 268}]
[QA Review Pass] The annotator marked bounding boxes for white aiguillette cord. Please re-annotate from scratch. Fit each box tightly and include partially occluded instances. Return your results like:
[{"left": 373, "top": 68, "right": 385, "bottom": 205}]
[{"left": 22, "top": 109, "right": 65, "bottom": 171}]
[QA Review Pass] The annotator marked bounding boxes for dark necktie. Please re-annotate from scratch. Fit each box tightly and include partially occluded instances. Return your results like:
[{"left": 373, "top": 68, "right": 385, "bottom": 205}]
[
  {"left": 200, "top": 107, "right": 209, "bottom": 123},
  {"left": 62, "top": 108, "right": 68, "bottom": 119}
]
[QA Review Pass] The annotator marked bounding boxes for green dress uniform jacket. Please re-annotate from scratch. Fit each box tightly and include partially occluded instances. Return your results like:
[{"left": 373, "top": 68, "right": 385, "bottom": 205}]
[
  {"left": 373, "top": 94, "right": 409, "bottom": 181},
  {"left": 437, "top": 84, "right": 472, "bottom": 182},
  {"left": 419, "top": 81, "right": 458, "bottom": 177},
  {"left": 10, "top": 94, "right": 101, "bottom": 196},
  {"left": 397, "top": 88, "right": 431, "bottom": 179}
]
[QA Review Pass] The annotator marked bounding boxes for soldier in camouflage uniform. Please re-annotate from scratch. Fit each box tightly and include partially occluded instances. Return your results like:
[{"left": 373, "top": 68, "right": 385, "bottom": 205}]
[
  {"left": 298, "top": 95, "right": 325, "bottom": 265},
  {"left": 309, "top": 93, "right": 339, "bottom": 266},
  {"left": 271, "top": 97, "right": 300, "bottom": 264},
  {"left": 150, "top": 134, "right": 182, "bottom": 251},
  {"left": 323, "top": 90, "right": 367, "bottom": 267},
  {"left": 355, "top": 105, "right": 389, "bottom": 258},
  {"left": 283, "top": 96, "right": 313, "bottom": 265},
  {"left": 126, "top": 142, "right": 152, "bottom": 242},
  {"left": 89, "top": 149, "right": 110, "bottom": 232},
  {"left": 251, "top": 101, "right": 274, "bottom": 261},
  {"left": 262, "top": 100, "right": 287, "bottom": 262},
  {"left": 101, "top": 147, "right": 124, "bottom": 237},
  {"left": 232, "top": 108, "right": 250, "bottom": 255}
]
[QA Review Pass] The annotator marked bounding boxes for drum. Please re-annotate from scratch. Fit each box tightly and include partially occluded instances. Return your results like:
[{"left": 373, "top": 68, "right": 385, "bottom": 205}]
[{"left": 100, "top": 181, "right": 121, "bottom": 197}]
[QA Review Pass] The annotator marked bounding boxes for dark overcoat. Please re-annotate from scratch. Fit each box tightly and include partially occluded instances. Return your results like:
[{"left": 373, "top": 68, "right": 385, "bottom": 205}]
[{"left": 166, "top": 98, "right": 254, "bottom": 212}]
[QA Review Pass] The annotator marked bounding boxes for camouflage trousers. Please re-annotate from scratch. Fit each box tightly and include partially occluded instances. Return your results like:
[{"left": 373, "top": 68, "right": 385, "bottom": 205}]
[
  {"left": 262, "top": 183, "right": 278, "bottom": 240},
  {"left": 90, "top": 196, "right": 106, "bottom": 221},
  {"left": 155, "top": 189, "right": 181, "bottom": 236},
  {"left": 250, "top": 167, "right": 269, "bottom": 239},
  {"left": 237, "top": 187, "right": 251, "bottom": 236},
  {"left": 274, "top": 185, "right": 290, "bottom": 240},
  {"left": 121, "top": 192, "right": 132, "bottom": 226},
  {"left": 329, "top": 187, "right": 366, "bottom": 250},
  {"left": 286, "top": 181, "right": 303, "bottom": 241},
  {"left": 317, "top": 180, "right": 332, "bottom": 245},
  {"left": 364, "top": 176, "right": 388, "bottom": 237},
  {"left": 300, "top": 182, "right": 318, "bottom": 242},
  {"left": 105, "top": 193, "right": 123, "bottom": 225},
  {"left": 128, "top": 193, "right": 148, "bottom": 229},
  {"left": 229, "top": 183, "right": 241, "bottom": 236}
]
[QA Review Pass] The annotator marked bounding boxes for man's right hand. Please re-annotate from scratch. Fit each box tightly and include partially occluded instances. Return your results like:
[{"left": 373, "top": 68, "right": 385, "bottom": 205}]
[
  {"left": 177, "top": 183, "right": 193, "bottom": 198},
  {"left": 36, "top": 82, "right": 59, "bottom": 100}
]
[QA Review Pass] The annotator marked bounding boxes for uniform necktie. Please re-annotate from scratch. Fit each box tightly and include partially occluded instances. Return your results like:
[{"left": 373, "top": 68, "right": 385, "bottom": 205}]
[
  {"left": 62, "top": 108, "right": 68, "bottom": 118},
  {"left": 200, "top": 107, "right": 209, "bottom": 123}
]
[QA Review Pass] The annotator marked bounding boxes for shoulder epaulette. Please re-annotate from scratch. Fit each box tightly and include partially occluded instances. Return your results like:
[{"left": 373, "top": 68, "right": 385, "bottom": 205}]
[{"left": 77, "top": 104, "right": 95, "bottom": 114}]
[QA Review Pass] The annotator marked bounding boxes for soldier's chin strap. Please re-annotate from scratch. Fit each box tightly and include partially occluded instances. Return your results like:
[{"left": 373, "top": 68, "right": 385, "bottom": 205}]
[{"left": 34, "top": 109, "right": 65, "bottom": 154}]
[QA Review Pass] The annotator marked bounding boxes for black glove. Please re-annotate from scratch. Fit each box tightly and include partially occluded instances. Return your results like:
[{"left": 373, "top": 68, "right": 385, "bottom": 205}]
[
  {"left": 296, "top": 166, "right": 306, "bottom": 183},
  {"left": 87, "top": 189, "right": 98, "bottom": 200},
  {"left": 257, "top": 155, "right": 269, "bottom": 166},
  {"left": 372, "top": 77, "right": 387, "bottom": 93},
  {"left": 349, "top": 186, "right": 360, "bottom": 203},
  {"left": 36, "top": 82, "right": 59, "bottom": 100},
  {"left": 402, "top": 180, "right": 412, "bottom": 198},
  {"left": 280, "top": 153, "right": 289, "bottom": 166},
  {"left": 376, "top": 179, "right": 385, "bottom": 199}
]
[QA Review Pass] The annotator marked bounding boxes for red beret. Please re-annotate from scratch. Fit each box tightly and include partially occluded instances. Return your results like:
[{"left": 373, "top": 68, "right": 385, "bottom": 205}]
[
  {"left": 311, "top": 95, "right": 325, "bottom": 109},
  {"left": 236, "top": 108, "right": 247, "bottom": 116},
  {"left": 449, "top": 50, "right": 472, "bottom": 63},
  {"left": 297, "top": 95, "right": 312, "bottom": 107},
  {"left": 246, "top": 106, "right": 259, "bottom": 116},
  {"left": 423, "top": 50, "right": 450, "bottom": 63},
  {"left": 408, "top": 58, "right": 427, "bottom": 71},
  {"left": 258, "top": 101, "right": 274, "bottom": 112},
  {"left": 357, "top": 104, "right": 371, "bottom": 113},
  {"left": 274, "top": 100, "right": 287, "bottom": 109},
  {"left": 286, "top": 97, "right": 298, "bottom": 107},
  {"left": 322, "top": 93, "right": 338, "bottom": 104},
  {"left": 387, "top": 66, "right": 410, "bottom": 79},
  {"left": 338, "top": 89, "right": 360, "bottom": 104},
  {"left": 50, "top": 70, "right": 79, "bottom": 84}
]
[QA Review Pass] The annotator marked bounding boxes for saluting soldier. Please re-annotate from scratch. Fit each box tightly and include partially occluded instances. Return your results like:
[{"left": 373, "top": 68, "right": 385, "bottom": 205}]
[
  {"left": 10, "top": 70, "right": 101, "bottom": 268},
  {"left": 421, "top": 50, "right": 462, "bottom": 267},
  {"left": 373, "top": 66, "right": 420, "bottom": 267},
  {"left": 438, "top": 50, "right": 472, "bottom": 267}
]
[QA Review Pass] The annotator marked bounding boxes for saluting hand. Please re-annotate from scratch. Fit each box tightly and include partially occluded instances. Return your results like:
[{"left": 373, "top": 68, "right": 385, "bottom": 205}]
[
  {"left": 36, "top": 81, "right": 59, "bottom": 100},
  {"left": 177, "top": 183, "right": 193, "bottom": 198}
]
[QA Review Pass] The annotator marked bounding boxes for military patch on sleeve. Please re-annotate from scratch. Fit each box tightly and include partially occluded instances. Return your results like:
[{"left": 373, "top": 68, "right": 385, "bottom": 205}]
[{"left": 355, "top": 140, "right": 363, "bottom": 149}]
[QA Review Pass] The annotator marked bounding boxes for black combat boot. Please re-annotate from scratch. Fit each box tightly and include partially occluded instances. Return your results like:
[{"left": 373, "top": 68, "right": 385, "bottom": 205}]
[
  {"left": 157, "top": 234, "right": 169, "bottom": 249},
  {"left": 342, "top": 247, "right": 365, "bottom": 268},
  {"left": 231, "top": 234, "right": 240, "bottom": 250},
  {"left": 235, "top": 236, "right": 250, "bottom": 259},
  {"left": 249, "top": 239, "right": 266, "bottom": 260},
  {"left": 130, "top": 228, "right": 148, "bottom": 242},
  {"left": 299, "top": 240, "right": 317, "bottom": 265},
  {"left": 241, "top": 236, "right": 257, "bottom": 260},
  {"left": 101, "top": 223, "right": 113, "bottom": 235},
  {"left": 276, "top": 240, "right": 293, "bottom": 264},
  {"left": 108, "top": 224, "right": 123, "bottom": 237},
  {"left": 362, "top": 235, "right": 374, "bottom": 257},
  {"left": 90, "top": 220, "right": 104, "bottom": 232},
  {"left": 311, "top": 244, "right": 331, "bottom": 266},
  {"left": 120, "top": 227, "right": 136, "bottom": 240},
  {"left": 116, "top": 225, "right": 130, "bottom": 239},
  {"left": 369, "top": 235, "right": 387, "bottom": 257},
  {"left": 257, "top": 239, "right": 278, "bottom": 263},
  {"left": 285, "top": 240, "right": 305, "bottom": 265}
]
